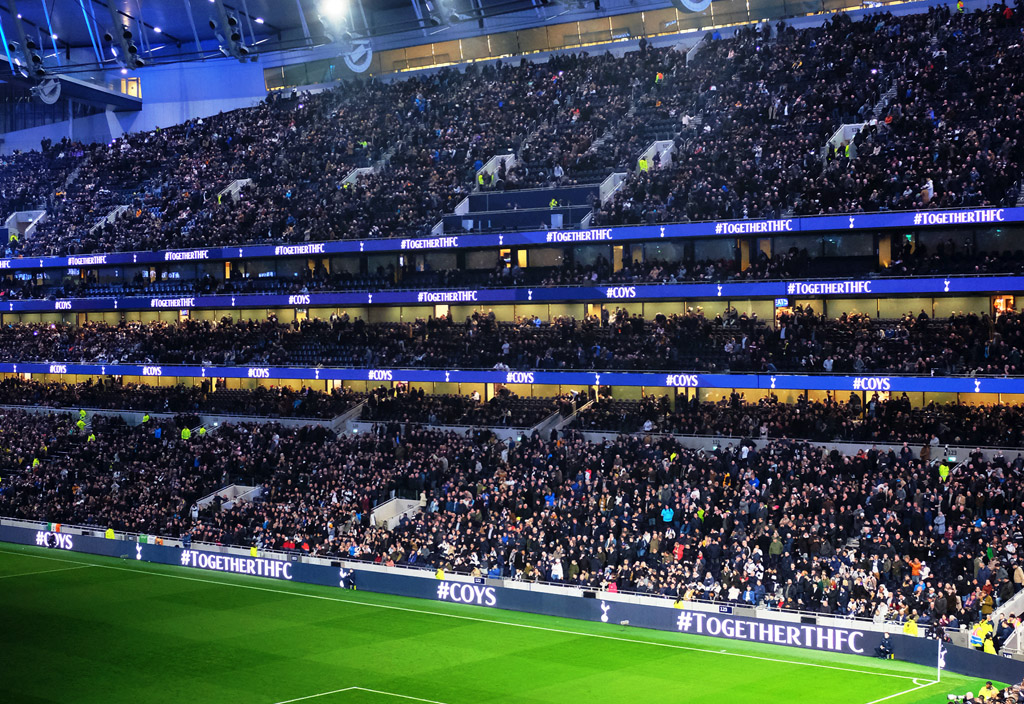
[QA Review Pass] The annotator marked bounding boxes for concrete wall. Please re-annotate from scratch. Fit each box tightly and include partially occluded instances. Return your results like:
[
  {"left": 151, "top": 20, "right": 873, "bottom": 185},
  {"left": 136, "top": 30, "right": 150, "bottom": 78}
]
[{"left": 577, "top": 431, "right": 1005, "bottom": 463}]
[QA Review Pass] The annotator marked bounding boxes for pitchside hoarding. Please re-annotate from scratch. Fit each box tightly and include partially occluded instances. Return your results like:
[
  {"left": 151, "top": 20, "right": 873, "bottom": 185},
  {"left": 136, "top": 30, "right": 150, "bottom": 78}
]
[{"left": 0, "top": 525, "right": 1018, "bottom": 683}]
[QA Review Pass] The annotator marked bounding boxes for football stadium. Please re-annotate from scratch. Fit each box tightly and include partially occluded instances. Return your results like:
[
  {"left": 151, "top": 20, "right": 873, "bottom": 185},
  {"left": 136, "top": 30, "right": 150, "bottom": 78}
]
[{"left": 0, "top": 0, "right": 1022, "bottom": 701}]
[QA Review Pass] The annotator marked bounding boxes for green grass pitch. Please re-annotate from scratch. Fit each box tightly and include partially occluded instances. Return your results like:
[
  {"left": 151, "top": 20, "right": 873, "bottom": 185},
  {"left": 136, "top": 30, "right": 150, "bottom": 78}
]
[{"left": 0, "top": 543, "right": 1002, "bottom": 704}]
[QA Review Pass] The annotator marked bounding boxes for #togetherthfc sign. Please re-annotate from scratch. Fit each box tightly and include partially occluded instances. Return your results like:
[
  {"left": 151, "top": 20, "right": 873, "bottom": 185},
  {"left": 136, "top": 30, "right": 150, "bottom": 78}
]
[{"left": 1, "top": 206, "right": 1021, "bottom": 272}]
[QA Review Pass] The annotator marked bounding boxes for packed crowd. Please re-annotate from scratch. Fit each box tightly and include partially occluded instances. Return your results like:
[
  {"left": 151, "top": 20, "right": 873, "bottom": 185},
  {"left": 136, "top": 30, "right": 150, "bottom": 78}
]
[
  {"left": 10, "top": 371, "right": 1024, "bottom": 449},
  {"left": 595, "top": 18, "right": 875, "bottom": 224},
  {"left": 3, "top": 87, "right": 399, "bottom": 256},
  {"left": 0, "top": 409, "right": 322, "bottom": 537},
  {"left": 3, "top": 410, "right": 1021, "bottom": 631},
  {"left": 695, "top": 305, "right": 1024, "bottom": 376},
  {"left": 12, "top": 103, "right": 285, "bottom": 256},
  {"left": 594, "top": 6, "right": 1024, "bottom": 226},
  {"left": 573, "top": 392, "right": 1024, "bottom": 448},
  {"left": 4, "top": 6, "right": 1024, "bottom": 685},
  {"left": 0, "top": 377, "right": 362, "bottom": 419},
  {"left": 2, "top": 306, "right": 1023, "bottom": 376},
  {"left": 361, "top": 385, "right": 575, "bottom": 428},
  {"left": 1, "top": 6, "right": 1022, "bottom": 259},
  {"left": 796, "top": 5, "right": 1024, "bottom": 214},
  {"left": 0, "top": 49, "right": 662, "bottom": 256},
  {"left": 0, "top": 144, "right": 83, "bottom": 217}
]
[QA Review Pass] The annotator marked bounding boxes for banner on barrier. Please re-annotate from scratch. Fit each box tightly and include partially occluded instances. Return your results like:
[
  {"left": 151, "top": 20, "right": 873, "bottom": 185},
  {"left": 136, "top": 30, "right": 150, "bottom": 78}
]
[
  {"left": 2, "top": 206, "right": 1023, "bottom": 271},
  {"left": 4, "top": 361, "right": 1024, "bottom": 394},
  {"left": 0, "top": 523, "right": 1020, "bottom": 683},
  {"left": 178, "top": 549, "right": 293, "bottom": 580},
  {"left": 4, "top": 274, "right": 1023, "bottom": 312},
  {"left": 674, "top": 610, "right": 865, "bottom": 654}
]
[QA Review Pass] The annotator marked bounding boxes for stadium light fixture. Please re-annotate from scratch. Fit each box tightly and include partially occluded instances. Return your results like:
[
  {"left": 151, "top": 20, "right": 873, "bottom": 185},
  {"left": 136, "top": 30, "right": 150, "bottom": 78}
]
[
  {"left": 209, "top": 0, "right": 254, "bottom": 62},
  {"left": 7, "top": 0, "right": 46, "bottom": 78},
  {"left": 103, "top": 0, "right": 145, "bottom": 70},
  {"left": 322, "top": 0, "right": 349, "bottom": 20}
]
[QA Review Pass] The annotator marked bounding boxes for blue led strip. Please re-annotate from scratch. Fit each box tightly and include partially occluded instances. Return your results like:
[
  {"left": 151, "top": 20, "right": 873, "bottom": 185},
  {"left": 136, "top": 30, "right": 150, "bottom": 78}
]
[
  {"left": 2, "top": 363, "right": 1019, "bottom": 394},
  {"left": 2, "top": 206, "right": 1023, "bottom": 272},
  {"left": 40, "top": 0, "right": 59, "bottom": 66},
  {"left": 5, "top": 275, "right": 1022, "bottom": 313},
  {"left": 0, "top": 14, "right": 17, "bottom": 75},
  {"left": 77, "top": 0, "right": 103, "bottom": 64}
]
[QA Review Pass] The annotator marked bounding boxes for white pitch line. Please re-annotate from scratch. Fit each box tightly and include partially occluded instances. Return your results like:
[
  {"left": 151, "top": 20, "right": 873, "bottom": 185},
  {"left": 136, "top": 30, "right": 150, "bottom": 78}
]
[
  {"left": 863, "top": 680, "right": 938, "bottom": 704},
  {"left": 351, "top": 687, "right": 450, "bottom": 704},
  {"left": 272, "top": 687, "right": 355, "bottom": 703},
  {"left": 0, "top": 546, "right": 925, "bottom": 685},
  {"left": 0, "top": 564, "right": 91, "bottom": 580},
  {"left": 272, "top": 687, "right": 450, "bottom": 704}
]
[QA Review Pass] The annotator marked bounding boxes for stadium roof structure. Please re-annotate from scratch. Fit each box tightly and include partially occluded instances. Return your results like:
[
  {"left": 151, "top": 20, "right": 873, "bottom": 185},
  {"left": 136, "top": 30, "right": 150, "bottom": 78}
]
[{"left": 0, "top": 0, "right": 687, "bottom": 73}]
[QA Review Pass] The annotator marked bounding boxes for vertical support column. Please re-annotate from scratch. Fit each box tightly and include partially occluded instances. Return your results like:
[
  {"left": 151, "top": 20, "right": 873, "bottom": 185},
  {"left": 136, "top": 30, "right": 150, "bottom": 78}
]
[
  {"left": 294, "top": 0, "right": 312, "bottom": 45},
  {"left": 182, "top": 0, "right": 204, "bottom": 57}
]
